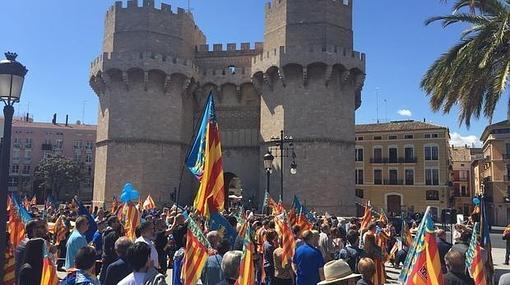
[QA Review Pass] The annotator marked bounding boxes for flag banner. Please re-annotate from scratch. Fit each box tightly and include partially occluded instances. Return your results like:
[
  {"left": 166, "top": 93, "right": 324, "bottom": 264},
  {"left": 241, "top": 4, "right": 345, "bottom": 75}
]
[
  {"left": 479, "top": 197, "right": 494, "bottom": 282},
  {"left": 288, "top": 195, "right": 316, "bottom": 232},
  {"left": 402, "top": 220, "right": 414, "bottom": 247},
  {"left": 53, "top": 215, "right": 68, "bottom": 246},
  {"left": 111, "top": 195, "right": 120, "bottom": 214},
  {"left": 399, "top": 207, "right": 443, "bottom": 285},
  {"left": 209, "top": 212, "right": 238, "bottom": 247},
  {"left": 183, "top": 212, "right": 211, "bottom": 285},
  {"left": 267, "top": 195, "right": 283, "bottom": 216},
  {"left": 274, "top": 212, "right": 295, "bottom": 267},
  {"left": 360, "top": 201, "right": 372, "bottom": 231},
  {"left": 3, "top": 249, "right": 15, "bottom": 285},
  {"left": 236, "top": 224, "right": 255, "bottom": 285},
  {"left": 121, "top": 202, "right": 140, "bottom": 240},
  {"left": 74, "top": 196, "right": 98, "bottom": 243},
  {"left": 186, "top": 92, "right": 225, "bottom": 217},
  {"left": 40, "top": 244, "right": 58, "bottom": 285},
  {"left": 7, "top": 194, "right": 25, "bottom": 249},
  {"left": 143, "top": 194, "right": 156, "bottom": 210},
  {"left": 11, "top": 192, "right": 33, "bottom": 224},
  {"left": 465, "top": 223, "right": 486, "bottom": 285}
]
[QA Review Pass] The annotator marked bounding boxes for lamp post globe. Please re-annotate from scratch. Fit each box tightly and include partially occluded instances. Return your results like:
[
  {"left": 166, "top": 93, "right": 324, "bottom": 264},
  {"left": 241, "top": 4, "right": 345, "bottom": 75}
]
[
  {"left": 0, "top": 52, "right": 28, "bottom": 279},
  {"left": 264, "top": 151, "right": 274, "bottom": 172},
  {"left": 290, "top": 161, "right": 297, "bottom": 175}
]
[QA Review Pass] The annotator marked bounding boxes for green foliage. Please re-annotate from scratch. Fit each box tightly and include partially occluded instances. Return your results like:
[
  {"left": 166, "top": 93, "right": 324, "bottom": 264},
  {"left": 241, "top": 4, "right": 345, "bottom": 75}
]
[
  {"left": 423, "top": 0, "right": 510, "bottom": 127},
  {"left": 34, "top": 154, "right": 84, "bottom": 199}
]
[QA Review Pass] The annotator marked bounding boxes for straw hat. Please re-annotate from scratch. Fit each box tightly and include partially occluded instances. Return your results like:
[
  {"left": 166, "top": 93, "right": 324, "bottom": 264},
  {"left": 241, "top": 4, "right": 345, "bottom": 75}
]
[{"left": 317, "top": 260, "right": 361, "bottom": 285}]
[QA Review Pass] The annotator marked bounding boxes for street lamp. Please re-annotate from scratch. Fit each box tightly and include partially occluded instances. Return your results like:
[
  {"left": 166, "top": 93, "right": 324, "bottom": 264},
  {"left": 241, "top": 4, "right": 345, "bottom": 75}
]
[
  {"left": 267, "top": 130, "right": 297, "bottom": 201},
  {"left": 263, "top": 150, "right": 274, "bottom": 195},
  {"left": 0, "top": 52, "right": 28, "bottom": 278}
]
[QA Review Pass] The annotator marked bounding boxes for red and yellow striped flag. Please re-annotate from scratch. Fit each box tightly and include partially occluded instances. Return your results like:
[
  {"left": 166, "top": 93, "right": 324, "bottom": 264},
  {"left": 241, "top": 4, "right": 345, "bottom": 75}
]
[
  {"left": 3, "top": 250, "right": 15, "bottom": 285},
  {"left": 40, "top": 245, "right": 58, "bottom": 285},
  {"left": 183, "top": 213, "right": 210, "bottom": 285},
  {"left": 360, "top": 201, "right": 372, "bottom": 231},
  {"left": 236, "top": 224, "right": 255, "bottom": 285},
  {"left": 143, "top": 194, "right": 156, "bottom": 210},
  {"left": 121, "top": 202, "right": 140, "bottom": 240},
  {"left": 7, "top": 195, "right": 25, "bottom": 248},
  {"left": 466, "top": 222, "right": 487, "bottom": 285},
  {"left": 53, "top": 216, "right": 68, "bottom": 246},
  {"left": 274, "top": 214, "right": 295, "bottom": 267},
  {"left": 186, "top": 93, "right": 225, "bottom": 217},
  {"left": 111, "top": 196, "right": 119, "bottom": 214}
]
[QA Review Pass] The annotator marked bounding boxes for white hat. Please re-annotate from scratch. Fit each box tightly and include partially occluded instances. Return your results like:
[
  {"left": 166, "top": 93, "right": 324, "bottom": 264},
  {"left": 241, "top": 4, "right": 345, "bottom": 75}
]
[{"left": 317, "top": 260, "right": 361, "bottom": 285}]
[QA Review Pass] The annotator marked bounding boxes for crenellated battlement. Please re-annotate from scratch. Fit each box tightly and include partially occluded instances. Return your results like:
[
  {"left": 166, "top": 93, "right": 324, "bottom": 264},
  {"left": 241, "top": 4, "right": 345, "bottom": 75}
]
[
  {"left": 107, "top": 0, "right": 187, "bottom": 16},
  {"left": 266, "top": 0, "right": 351, "bottom": 10},
  {"left": 251, "top": 44, "right": 365, "bottom": 74},
  {"left": 195, "top": 42, "right": 263, "bottom": 56}
]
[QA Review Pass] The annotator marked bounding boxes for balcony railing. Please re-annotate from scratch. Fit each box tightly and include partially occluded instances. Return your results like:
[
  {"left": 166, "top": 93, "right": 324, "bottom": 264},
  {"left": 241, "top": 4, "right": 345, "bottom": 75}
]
[
  {"left": 384, "top": 179, "right": 404, "bottom": 185},
  {"left": 370, "top": 157, "right": 417, "bottom": 164}
]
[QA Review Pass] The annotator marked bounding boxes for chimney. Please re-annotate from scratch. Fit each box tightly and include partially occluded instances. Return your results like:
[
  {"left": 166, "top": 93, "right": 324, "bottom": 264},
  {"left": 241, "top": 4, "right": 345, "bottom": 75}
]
[
  {"left": 52, "top": 113, "right": 57, "bottom": 125},
  {"left": 25, "top": 113, "right": 29, "bottom": 122},
  {"left": 65, "top": 115, "right": 69, "bottom": 127},
  {"left": 423, "top": 118, "right": 426, "bottom": 122}
]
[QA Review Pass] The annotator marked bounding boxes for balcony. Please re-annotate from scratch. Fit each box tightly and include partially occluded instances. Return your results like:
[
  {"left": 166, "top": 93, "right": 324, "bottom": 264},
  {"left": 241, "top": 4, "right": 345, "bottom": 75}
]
[
  {"left": 384, "top": 179, "right": 404, "bottom": 185},
  {"left": 41, "top": 143, "right": 53, "bottom": 151},
  {"left": 369, "top": 157, "right": 417, "bottom": 164}
]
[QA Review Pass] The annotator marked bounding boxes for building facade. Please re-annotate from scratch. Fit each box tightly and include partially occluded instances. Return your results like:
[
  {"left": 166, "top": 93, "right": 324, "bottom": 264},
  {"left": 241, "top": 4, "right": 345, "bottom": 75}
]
[
  {"left": 450, "top": 146, "right": 481, "bottom": 216},
  {"left": 475, "top": 120, "right": 510, "bottom": 226},
  {"left": 354, "top": 120, "right": 451, "bottom": 219},
  {"left": 7, "top": 117, "right": 96, "bottom": 201},
  {"left": 89, "top": 0, "right": 365, "bottom": 214}
]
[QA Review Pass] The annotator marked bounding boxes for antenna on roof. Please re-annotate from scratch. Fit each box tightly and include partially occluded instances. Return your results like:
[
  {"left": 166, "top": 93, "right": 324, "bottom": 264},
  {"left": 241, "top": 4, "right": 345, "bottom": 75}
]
[
  {"left": 376, "top": 87, "right": 380, "bottom": 123},
  {"left": 384, "top": 99, "right": 387, "bottom": 122}
]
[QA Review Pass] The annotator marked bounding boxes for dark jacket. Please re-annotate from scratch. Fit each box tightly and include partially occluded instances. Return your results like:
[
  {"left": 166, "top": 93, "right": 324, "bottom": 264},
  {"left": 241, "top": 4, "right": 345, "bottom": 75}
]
[
  {"left": 102, "top": 257, "right": 132, "bottom": 285},
  {"left": 436, "top": 238, "right": 452, "bottom": 273},
  {"left": 443, "top": 271, "right": 474, "bottom": 285},
  {"left": 18, "top": 263, "right": 37, "bottom": 285}
]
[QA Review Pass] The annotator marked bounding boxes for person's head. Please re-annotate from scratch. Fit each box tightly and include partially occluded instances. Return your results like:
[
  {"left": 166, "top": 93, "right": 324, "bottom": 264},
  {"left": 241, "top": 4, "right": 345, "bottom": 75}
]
[
  {"left": 357, "top": 257, "right": 376, "bottom": 280},
  {"left": 221, "top": 251, "right": 243, "bottom": 281},
  {"left": 367, "top": 222, "right": 376, "bottom": 232},
  {"left": 75, "top": 246, "right": 97, "bottom": 273},
  {"left": 207, "top": 231, "right": 220, "bottom": 249},
  {"left": 346, "top": 230, "right": 359, "bottom": 246},
  {"left": 302, "top": 230, "right": 319, "bottom": 247},
  {"left": 364, "top": 233, "right": 377, "bottom": 253},
  {"left": 107, "top": 216, "right": 120, "bottom": 230},
  {"left": 292, "top": 225, "right": 301, "bottom": 238},
  {"left": 445, "top": 249, "right": 466, "bottom": 273},
  {"left": 115, "top": 237, "right": 133, "bottom": 258},
  {"left": 139, "top": 221, "right": 155, "bottom": 239},
  {"left": 265, "top": 229, "right": 277, "bottom": 243},
  {"left": 75, "top": 216, "right": 89, "bottom": 234},
  {"left": 26, "top": 219, "right": 46, "bottom": 239},
  {"left": 127, "top": 242, "right": 152, "bottom": 272},
  {"left": 97, "top": 220, "right": 107, "bottom": 232},
  {"left": 218, "top": 239, "right": 231, "bottom": 256},
  {"left": 321, "top": 223, "right": 331, "bottom": 235},
  {"left": 436, "top": 229, "right": 446, "bottom": 240}
]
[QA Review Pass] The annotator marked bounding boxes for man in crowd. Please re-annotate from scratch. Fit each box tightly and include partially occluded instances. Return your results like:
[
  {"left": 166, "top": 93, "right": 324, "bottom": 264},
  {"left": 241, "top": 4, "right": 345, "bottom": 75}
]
[
  {"left": 443, "top": 250, "right": 474, "bottom": 285},
  {"left": 65, "top": 215, "right": 89, "bottom": 269},
  {"left": 102, "top": 237, "right": 133, "bottom": 285},
  {"left": 100, "top": 216, "right": 123, "bottom": 284},
  {"left": 119, "top": 242, "right": 167, "bottom": 285},
  {"left": 293, "top": 230, "right": 325, "bottom": 285},
  {"left": 338, "top": 230, "right": 365, "bottom": 273},
  {"left": 14, "top": 219, "right": 46, "bottom": 280},
  {"left": 135, "top": 221, "right": 160, "bottom": 270},
  {"left": 61, "top": 246, "right": 100, "bottom": 285},
  {"left": 436, "top": 229, "right": 452, "bottom": 273},
  {"left": 201, "top": 231, "right": 224, "bottom": 285},
  {"left": 217, "top": 251, "right": 243, "bottom": 285},
  {"left": 318, "top": 224, "right": 334, "bottom": 262}
]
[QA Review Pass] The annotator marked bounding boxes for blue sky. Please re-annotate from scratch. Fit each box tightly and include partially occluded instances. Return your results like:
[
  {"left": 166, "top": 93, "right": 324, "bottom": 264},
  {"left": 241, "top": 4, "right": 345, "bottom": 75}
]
[{"left": 1, "top": 0, "right": 504, "bottom": 146}]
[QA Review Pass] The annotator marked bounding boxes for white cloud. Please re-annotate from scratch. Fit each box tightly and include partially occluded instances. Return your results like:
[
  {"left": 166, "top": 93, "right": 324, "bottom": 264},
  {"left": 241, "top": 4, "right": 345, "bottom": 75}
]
[
  {"left": 450, "top": 132, "right": 482, "bottom": 147},
  {"left": 397, "top": 109, "right": 412, "bottom": 117}
]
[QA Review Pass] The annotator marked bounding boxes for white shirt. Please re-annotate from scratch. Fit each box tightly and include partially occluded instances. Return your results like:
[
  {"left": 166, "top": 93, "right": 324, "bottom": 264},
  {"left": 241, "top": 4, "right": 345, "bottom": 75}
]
[
  {"left": 135, "top": 236, "right": 160, "bottom": 269},
  {"left": 118, "top": 272, "right": 147, "bottom": 285}
]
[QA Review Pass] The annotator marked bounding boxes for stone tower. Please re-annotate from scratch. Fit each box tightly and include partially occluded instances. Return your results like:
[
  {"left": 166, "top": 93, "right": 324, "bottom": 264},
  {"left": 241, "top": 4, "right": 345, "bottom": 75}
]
[{"left": 90, "top": 0, "right": 365, "bottom": 215}]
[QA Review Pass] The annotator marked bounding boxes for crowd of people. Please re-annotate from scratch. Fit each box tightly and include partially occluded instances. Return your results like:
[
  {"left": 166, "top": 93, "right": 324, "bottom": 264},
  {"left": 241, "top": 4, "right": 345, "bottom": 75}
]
[{"left": 4, "top": 198, "right": 510, "bottom": 285}]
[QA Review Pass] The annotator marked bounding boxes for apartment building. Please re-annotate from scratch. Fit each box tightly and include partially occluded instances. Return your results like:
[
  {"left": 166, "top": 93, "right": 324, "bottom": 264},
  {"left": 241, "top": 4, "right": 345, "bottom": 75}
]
[
  {"left": 355, "top": 120, "right": 451, "bottom": 218},
  {"left": 474, "top": 120, "right": 510, "bottom": 226},
  {"left": 450, "top": 146, "right": 482, "bottom": 216},
  {"left": 6, "top": 116, "right": 96, "bottom": 201}
]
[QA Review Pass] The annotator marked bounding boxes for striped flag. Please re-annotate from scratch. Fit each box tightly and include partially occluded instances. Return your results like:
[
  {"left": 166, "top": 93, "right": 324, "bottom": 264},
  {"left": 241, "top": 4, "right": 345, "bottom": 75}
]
[
  {"left": 274, "top": 212, "right": 295, "bottom": 267},
  {"left": 121, "top": 202, "right": 140, "bottom": 240},
  {"left": 466, "top": 223, "right": 486, "bottom": 285},
  {"left": 479, "top": 196, "right": 494, "bottom": 283},
  {"left": 53, "top": 215, "right": 68, "bottom": 246},
  {"left": 40, "top": 244, "right": 58, "bottom": 285},
  {"left": 186, "top": 92, "right": 225, "bottom": 217},
  {"left": 183, "top": 212, "right": 211, "bottom": 285},
  {"left": 3, "top": 248, "right": 15, "bottom": 285},
  {"left": 360, "top": 201, "right": 372, "bottom": 231},
  {"left": 268, "top": 196, "right": 283, "bottom": 216},
  {"left": 399, "top": 207, "right": 443, "bottom": 285},
  {"left": 7, "top": 195, "right": 25, "bottom": 249},
  {"left": 236, "top": 223, "right": 255, "bottom": 285},
  {"left": 143, "top": 194, "right": 156, "bottom": 210},
  {"left": 288, "top": 196, "right": 315, "bottom": 233},
  {"left": 402, "top": 220, "right": 414, "bottom": 247}
]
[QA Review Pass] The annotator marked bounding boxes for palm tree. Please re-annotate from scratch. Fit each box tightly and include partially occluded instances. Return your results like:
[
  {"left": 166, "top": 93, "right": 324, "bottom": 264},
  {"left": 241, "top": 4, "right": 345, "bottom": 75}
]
[{"left": 422, "top": 0, "right": 510, "bottom": 127}]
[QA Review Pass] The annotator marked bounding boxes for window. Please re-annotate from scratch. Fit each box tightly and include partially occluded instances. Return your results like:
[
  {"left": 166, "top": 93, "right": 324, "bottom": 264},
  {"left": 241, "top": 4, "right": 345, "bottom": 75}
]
[
  {"left": 85, "top": 141, "right": 94, "bottom": 151},
  {"left": 85, "top": 154, "right": 93, "bottom": 164},
  {"left": 405, "top": 169, "right": 414, "bottom": 185},
  {"left": 426, "top": 190, "right": 439, "bottom": 201},
  {"left": 424, "top": 133, "right": 438, "bottom": 138},
  {"left": 459, "top": 170, "right": 468, "bottom": 180},
  {"left": 11, "top": 164, "right": 19, "bottom": 174},
  {"left": 425, "top": 168, "right": 439, "bottom": 185},
  {"left": 431, "top": 133, "right": 438, "bottom": 138},
  {"left": 356, "top": 136, "right": 364, "bottom": 141},
  {"left": 12, "top": 149, "right": 20, "bottom": 161},
  {"left": 425, "top": 134, "right": 430, "bottom": 138},
  {"left": 24, "top": 150, "right": 31, "bottom": 162},
  {"left": 425, "top": 145, "right": 439, "bottom": 160},
  {"left": 355, "top": 169, "right": 364, "bottom": 185},
  {"left": 374, "top": 169, "right": 382, "bottom": 185},
  {"left": 373, "top": 136, "right": 382, "bottom": 140},
  {"left": 404, "top": 134, "right": 414, "bottom": 139},
  {"left": 373, "top": 147, "right": 382, "bottom": 162},
  {"left": 388, "top": 147, "right": 398, "bottom": 163},
  {"left": 22, "top": 165, "right": 30, "bottom": 175},
  {"left": 404, "top": 147, "right": 415, "bottom": 162},
  {"left": 74, "top": 153, "right": 82, "bottom": 162},
  {"left": 389, "top": 135, "right": 397, "bottom": 140},
  {"left": 24, "top": 138, "right": 32, "bottom": 149},
  {"left": 461, "top": 185, "right": 467, "bottom": 196},
  {"left": 55, "top": 139, "right": 63, "bottom": 150},
  {"left": 355, "top": 189, "right": 364, "bottom": 198},
  {"left": 74, "top": 140, "right": 83, "bottom": 150},
  {"left": 8, "top": 176, "right": 18, "bottom": 187},
  {"left": 13, "top": 138, "right": 21, "bottom": 148},
  {"left": 355, "top": 148, "right": 364, "bottom": 162},
  {"left": 389, "top": 169, "right": 398, "bottom": 184}
]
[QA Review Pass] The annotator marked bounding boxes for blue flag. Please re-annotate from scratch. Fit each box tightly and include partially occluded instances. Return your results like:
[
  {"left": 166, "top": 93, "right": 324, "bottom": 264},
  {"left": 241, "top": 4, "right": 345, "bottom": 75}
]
[
  {"left": 11, "top": 192, "right": 32, "bottom": 224},
  {"left": 209, "top": 212, "right": 237, "bottom": 247},
  {"left": 74, "top": 196, "right": 97, "bottom": 243}
]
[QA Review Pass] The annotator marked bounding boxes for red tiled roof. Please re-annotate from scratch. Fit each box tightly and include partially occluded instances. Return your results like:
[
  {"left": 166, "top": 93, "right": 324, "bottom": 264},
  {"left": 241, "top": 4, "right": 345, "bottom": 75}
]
[{"left": 355, "top": 120, "right": 447, "bottom": 133}]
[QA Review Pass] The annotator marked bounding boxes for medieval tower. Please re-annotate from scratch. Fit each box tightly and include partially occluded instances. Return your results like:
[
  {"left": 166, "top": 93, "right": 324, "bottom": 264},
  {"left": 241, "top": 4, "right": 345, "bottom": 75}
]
[{"left": 90, "top": 0, "right": 365, "bottom": 215}]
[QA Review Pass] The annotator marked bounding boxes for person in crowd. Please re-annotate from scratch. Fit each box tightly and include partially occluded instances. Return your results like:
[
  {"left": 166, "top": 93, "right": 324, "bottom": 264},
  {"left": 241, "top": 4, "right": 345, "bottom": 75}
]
[
  {"left": 356, "top": 257, "right": 375, "bottom": 285},
  {"left": 318, "top": 224, "right": 334, "bottom": 262},
  {"left": 173, "top": 235, "right": 186, "bottom": 285},
  {"left": 102, "top": 237, "right": 133, "bottom": 285},
  {"left": 338, "top": 230, "right": 365, "bottom": 273},
  {"left": 154, "top": 218, "right": 171, "bottom": 274},
  {"left": 15, "top": 219, "right": 46, "bottom": 280},
  {"left": 100, "top": 216, "right": 123, "bottom": 284},
  {"left": 436, "top": 229, "right": 452, "bottom": 273},
  {"left": 65, "top": 215, "right": 89, "bottom": 269},
  {"left": 273, "top": 237, "right": 294, "bottom": 285},
  {"left": 201, "top": 231, "right": 224, "bottom": 285},
  {"left": 61, "top": 246, "right": 100, "bottom": 285},
  {"left": 217, "top": 251, "right": 243, "bottom": 285},
  {"left": 330, "top": 227, "right": 344, "bottom": 259},
  {"left": 292, "top": 225, "right": 304, "bottom": 248},
  {"left": 503, "top": 223, "right": 510, "bottom": 265},
  {"left": 264, "top": 229, "right": 278, "bottom": 285},
  {"left": 316, "top": 259, "right": 361, "bottom": 285},
  {"left": 363, "top": 233, "right": 384, "bottom": 285},
  {"left": 292, "top": 230, "right": 325, "bottom": 285},
  {"left": 135, "top": 221, "right": 160, "bottom": 270},
  {"left": 18, "top": 238, "right": 45, "bottom": 285},
  {"left": 119, "top": 241, "right": 167, "bottom": 285},
  {"left": 443, "top": 250, "right": 474, "bottom": 285},
  {"left": 92, "top": 220, "right": 106, "bottom": 274}
]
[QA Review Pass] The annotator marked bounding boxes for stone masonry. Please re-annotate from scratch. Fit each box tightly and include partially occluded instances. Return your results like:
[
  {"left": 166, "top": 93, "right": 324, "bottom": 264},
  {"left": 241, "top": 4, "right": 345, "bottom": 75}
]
[{"left": 89, "top": 0, "right": 365, "bottom": 215}]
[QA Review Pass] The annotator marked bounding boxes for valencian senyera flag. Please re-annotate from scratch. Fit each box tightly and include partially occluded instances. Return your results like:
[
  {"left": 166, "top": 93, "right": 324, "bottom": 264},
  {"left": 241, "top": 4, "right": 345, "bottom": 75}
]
[
  {"left": 399, "top": 206, "right": 443, "bottom": 285},
  {"left": 465, "top": 222, "right": 486, "bottom": 285},
  {"left": 288, "top": 195, "right": 316, "bottom": 233},
  {"left": 40, "top": 243, "right": 58, "bottom": 285},
  {"left": 360, "top": 201, "right": 372, "bottom": 231},
  {"left": 274, "top": 212, "right": 295, "bottom": 267},
  {"left": 182, "top": 211, "right": 211, "bottom": 285},
  {"left": 236, "top": 223, "right": 255, "bottom": 285},
  {"left": 186, "top": 92, "right": 225, "bottom": 217}
]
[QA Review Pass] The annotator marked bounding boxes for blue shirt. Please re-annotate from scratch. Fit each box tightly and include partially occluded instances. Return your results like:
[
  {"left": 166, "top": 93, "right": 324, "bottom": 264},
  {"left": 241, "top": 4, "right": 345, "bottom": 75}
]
[
  {"left": 292, "top": 243, "right": 325, "bottom": 285},
  {"left": 65, "top": 230, "right": 88, "bottom": 269},
  {"left": 92, "top": 231, "right": 103, "bottom": 256}
]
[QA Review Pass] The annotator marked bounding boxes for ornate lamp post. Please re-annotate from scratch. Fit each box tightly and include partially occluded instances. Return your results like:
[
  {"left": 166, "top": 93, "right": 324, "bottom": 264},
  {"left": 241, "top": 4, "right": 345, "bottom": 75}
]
[
  {"left": 0, "top": 52, "right": 28, "bottom": 278},
  {"left": 263, "top": 150, "right": 274, "bottom": 195},
  {"left": 268, "top": 130, "right": 297, "bottom": 201}
]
